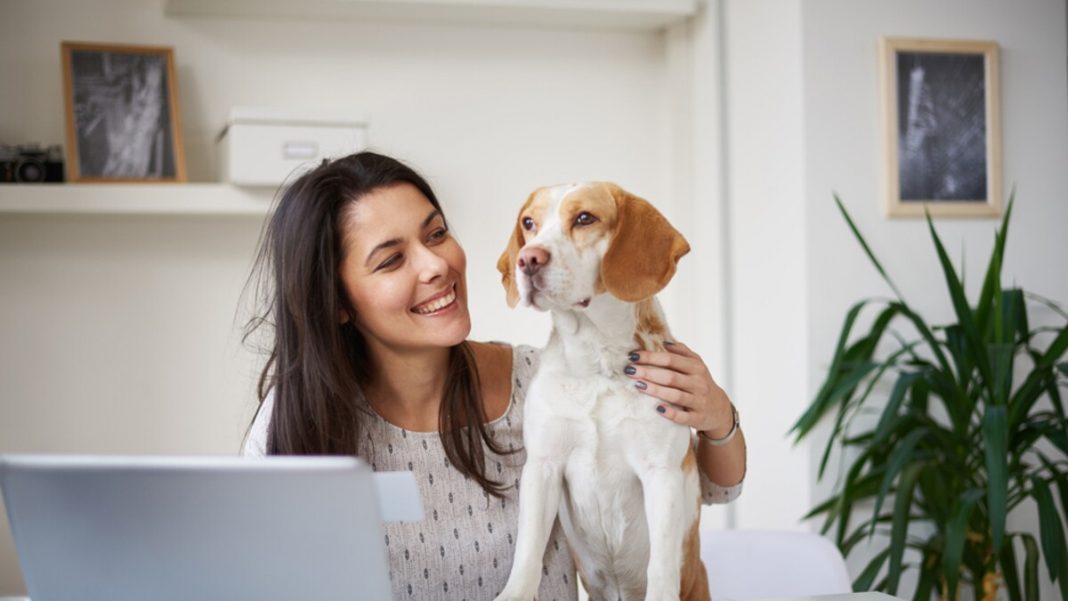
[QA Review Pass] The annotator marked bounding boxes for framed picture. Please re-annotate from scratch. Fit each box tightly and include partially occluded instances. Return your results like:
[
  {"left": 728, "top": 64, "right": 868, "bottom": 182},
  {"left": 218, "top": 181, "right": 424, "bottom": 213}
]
[
  {"left": 61, "top": 42, "right": 187, "bottom": 183},
  {"left": 880, "top": 38, "right": 1002, "bottom": 218}
]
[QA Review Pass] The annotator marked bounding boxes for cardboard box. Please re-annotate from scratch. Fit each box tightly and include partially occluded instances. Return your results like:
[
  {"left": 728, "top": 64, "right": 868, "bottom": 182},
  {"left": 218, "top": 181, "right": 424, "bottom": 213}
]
[{"left": 218, "top": 107, "right": 367, "bottom": 186}]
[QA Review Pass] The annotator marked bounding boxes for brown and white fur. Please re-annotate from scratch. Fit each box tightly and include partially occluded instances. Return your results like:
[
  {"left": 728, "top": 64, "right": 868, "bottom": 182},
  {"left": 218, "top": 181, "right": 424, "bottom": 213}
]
[{"left": 493, "top": 182, "right": 709, "bottom": 601}]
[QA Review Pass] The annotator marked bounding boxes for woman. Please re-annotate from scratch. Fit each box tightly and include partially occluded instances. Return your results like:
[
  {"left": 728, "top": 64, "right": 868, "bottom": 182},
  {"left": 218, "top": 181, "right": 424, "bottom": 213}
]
[{"left": 242, "top": 151, "right": 746, "bottom": 601}]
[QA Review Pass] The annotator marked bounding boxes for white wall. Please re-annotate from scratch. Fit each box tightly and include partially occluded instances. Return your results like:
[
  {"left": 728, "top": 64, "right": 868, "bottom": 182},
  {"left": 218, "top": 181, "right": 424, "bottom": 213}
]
[
  {"left": 0, "top": 0, "right": 711, "bottom": 593},
  {"left": 802, "top": 2, "right": 1068, "bottom": 598},
  {"left": 720, "top": 0, "right": 814, "bottom": 533},
  {"left": 723, "top": 0, "right": 1068, "bottom": 599},
  {"left": 665, "top": 0, "right": 738, "bottom": 528}
]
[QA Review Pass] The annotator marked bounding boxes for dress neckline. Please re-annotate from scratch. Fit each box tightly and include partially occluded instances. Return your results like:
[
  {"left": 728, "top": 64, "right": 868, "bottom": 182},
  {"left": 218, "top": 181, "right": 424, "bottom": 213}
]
[{"left": 361, "top": 346, "right": 519, "bottom": 438}]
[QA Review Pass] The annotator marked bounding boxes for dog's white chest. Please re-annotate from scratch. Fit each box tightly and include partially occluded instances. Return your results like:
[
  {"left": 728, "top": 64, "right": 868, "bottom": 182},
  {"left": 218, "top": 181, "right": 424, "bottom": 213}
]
[{"left": 521, "top": 349, "right": 696, "bottom": 599}]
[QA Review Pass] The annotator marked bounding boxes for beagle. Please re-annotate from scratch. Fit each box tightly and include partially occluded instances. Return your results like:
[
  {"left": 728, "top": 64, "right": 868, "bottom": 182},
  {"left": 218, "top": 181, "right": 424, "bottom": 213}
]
[{"left": 494, "top": 183, "right": 709, "bottom": 601}]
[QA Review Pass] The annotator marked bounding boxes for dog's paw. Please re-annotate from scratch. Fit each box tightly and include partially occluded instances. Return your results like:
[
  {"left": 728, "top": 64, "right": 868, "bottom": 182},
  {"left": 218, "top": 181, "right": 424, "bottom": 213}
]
[
  {"left": 492, "top": 586, "right": 536, "bottom": 601},
  {"left": 643, "top": 587, "right": 683, "bottom": 601}
]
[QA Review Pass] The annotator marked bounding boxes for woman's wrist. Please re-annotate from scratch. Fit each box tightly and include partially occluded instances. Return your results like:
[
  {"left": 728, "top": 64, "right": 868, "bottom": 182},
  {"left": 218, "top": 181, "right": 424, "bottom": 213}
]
[{"left": 698, "top": 400, "right": 739, "bottom": 445}]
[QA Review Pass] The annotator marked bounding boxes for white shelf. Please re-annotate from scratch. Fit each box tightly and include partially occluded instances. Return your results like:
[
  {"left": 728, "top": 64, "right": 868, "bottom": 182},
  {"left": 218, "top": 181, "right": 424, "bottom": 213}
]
[
  {"left": 0, "top": 184, "right": 276, "bottom": 216},
  {"left": 164, "top": 0, "right": 698, "bottom": 32}
]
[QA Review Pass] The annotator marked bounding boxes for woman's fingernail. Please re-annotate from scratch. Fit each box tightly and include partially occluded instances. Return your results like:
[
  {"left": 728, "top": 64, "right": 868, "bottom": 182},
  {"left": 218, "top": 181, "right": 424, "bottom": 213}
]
[
  {"left": 656, "top": 404, "right": 666, "bottom": 413},
  {"left": 635, "top": 381, "right": 648, "bottom": 390},
  {"left": 628, "top": 352, "right": 640, "bottom": 362},
  {"left": 624, "top": 366, "right": 636, "bottom": 375}
]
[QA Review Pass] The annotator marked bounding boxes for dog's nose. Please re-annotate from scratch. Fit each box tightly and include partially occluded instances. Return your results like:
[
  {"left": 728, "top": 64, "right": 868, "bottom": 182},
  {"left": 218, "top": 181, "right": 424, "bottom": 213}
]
[{"left": 517, "top": 246, "right": 550, "bottom": 276}]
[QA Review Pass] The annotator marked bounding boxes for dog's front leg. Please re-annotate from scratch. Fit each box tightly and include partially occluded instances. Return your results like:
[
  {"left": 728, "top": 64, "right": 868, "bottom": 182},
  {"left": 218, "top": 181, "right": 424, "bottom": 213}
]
[
  {"left": 640, "top": 468, "right": 687, "bottom": 601},
  {"left": 494, "top": 457, "right": 564, "bottom": 601}
]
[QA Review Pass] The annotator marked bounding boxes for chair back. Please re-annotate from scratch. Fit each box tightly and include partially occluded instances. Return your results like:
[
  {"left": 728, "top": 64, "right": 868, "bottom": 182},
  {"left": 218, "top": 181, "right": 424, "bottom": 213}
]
[{"left": 701, "top": 529, "right": 852, "bottom": 601}]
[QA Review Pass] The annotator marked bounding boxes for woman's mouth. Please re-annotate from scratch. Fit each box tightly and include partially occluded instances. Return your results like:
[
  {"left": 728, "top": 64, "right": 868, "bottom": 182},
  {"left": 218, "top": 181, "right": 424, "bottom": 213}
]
[{"left": 412, "top": 284, "right": 458, "bottom": 315}]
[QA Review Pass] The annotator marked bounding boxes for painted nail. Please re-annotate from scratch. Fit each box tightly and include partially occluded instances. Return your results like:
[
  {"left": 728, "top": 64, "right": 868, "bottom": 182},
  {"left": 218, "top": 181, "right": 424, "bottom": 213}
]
[
  {"left": 628, "top": 352, "right": 640, "bottom": 362},
  {"left": 635, "top": 381, "right": 648, "bottom": 390},
  {"left": 656, "top": 405, "right": 666, "bottom": 413},
  {"left": 624, "top": 366, "right": 636, "bottom": 375}
]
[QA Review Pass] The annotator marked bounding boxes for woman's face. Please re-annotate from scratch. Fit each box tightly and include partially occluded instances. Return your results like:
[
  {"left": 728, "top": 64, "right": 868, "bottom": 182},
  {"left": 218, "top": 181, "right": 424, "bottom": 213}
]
[{"left": 338, "top": 183, "right": 471, "bottom": 353}]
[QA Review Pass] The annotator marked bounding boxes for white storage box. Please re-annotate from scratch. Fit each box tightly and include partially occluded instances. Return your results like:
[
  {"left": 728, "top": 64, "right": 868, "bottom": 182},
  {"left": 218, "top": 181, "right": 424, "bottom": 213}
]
[{"left": 218, "top": 107, "right": 368, "bottom": 187}]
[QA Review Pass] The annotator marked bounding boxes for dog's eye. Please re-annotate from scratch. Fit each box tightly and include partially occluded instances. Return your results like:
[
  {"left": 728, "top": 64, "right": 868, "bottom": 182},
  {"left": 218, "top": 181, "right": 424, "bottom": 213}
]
[
  {"left": 522, "top": 217, "right": 535, "bottom": 231},
  {"left": 573, "top": 212, "right": 598, "bottom": 227}
]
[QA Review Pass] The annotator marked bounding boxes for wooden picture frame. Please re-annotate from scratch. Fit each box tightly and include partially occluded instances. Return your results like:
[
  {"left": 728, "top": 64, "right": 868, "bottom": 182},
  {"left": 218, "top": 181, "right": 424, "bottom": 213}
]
[
  {"left": 61, "top": 42, "right": 187, "bottom": 183},
  {"left": 880, "top": 37, "right": 1001, "bottom": 218}
]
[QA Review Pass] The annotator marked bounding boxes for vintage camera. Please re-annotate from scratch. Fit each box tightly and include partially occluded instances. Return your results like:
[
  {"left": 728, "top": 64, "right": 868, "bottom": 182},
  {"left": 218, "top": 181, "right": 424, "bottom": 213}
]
[{"left": 0, "top": 144, "right": 65, "bottom": 183}]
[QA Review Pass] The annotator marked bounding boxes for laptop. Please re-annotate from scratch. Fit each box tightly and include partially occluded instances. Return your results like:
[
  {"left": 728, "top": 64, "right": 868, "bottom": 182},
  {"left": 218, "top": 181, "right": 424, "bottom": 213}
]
[{"left": 0, "top": 454, "right": 422, "bottom": 601}]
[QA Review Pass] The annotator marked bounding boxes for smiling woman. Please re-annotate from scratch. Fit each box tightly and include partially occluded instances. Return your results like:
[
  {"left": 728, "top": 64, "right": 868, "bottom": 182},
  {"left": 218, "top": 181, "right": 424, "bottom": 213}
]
[
  {"left": 239, "top": 151, "right": 579, "bottom": 601},
  {"left": 242, "top": 152, "right": 503, "bottom": 481}
]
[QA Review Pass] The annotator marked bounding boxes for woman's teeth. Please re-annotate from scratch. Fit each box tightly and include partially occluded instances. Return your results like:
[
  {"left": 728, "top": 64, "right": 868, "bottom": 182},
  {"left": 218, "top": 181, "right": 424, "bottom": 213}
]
[{"left": 413, "top": 287, "right": 456, "bottom": 314}]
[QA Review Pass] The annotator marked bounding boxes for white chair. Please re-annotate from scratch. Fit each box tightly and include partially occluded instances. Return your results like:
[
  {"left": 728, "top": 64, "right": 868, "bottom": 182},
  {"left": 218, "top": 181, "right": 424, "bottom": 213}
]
[{"left": 701, "top": 529, "right": 852, "bottom": 601}]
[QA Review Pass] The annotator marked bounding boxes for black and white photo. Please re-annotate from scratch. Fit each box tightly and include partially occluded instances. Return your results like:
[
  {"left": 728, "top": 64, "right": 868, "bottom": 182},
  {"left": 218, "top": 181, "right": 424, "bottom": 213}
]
[
  {"left": 62, "top": 42, "right": 186, "bottom": 182},
  {"left": 880, "top": 38, "right": 1001, "bottom": 217}
]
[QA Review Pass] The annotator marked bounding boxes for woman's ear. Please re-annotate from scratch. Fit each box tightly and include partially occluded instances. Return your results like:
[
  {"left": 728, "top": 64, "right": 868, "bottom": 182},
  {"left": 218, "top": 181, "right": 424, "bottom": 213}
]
[
  {"left": 601, "top": 184, "right": 690, "bottom": 302},
  {"left": 338, "top": 294, "right": 355, "bottom": 324}
]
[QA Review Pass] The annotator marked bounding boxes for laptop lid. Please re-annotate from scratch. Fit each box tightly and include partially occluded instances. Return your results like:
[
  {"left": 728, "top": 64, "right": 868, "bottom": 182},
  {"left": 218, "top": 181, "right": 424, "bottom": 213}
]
[{"left": 0, "top": 455, "right": 410, "bottom": 601}]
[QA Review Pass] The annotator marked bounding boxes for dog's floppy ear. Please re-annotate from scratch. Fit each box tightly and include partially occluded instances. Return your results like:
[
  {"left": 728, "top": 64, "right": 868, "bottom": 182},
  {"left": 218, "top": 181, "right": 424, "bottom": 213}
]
[
  {"left": 496, "top": 225, "right": 522, "bottom": 308},
  {"left": 497, "top": 192, "right": 536, "bottom": 308},
  {"left": 601, "top": 184, "right": 690, "bottom": 302}
]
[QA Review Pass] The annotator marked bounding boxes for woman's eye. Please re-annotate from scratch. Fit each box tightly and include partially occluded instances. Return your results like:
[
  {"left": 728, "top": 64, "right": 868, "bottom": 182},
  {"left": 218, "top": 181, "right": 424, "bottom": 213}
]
[
  {"left": 376, "top": 254, "right": 402, "bottom": 271},
  {"left": 574, "top": 212, "right": 598, "bottom": 227},
  {"left": 522, "top": 217, "right": 535, "bottom": 231},
  {"left": 429, "top": 228, "right": 448, "bottom": 242}
]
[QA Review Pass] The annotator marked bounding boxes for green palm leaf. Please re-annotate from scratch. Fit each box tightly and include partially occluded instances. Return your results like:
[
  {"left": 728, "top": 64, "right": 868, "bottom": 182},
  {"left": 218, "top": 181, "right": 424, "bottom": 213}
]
[
  {"left": 1031, "top": 475, "right": 1068, "bottom": 597},
  {"left": 1022, "top": 533, "right": 1040, "bottom": 601},
  {"left": 870, "top": 428, "right": 928, "bottom": 537},
  {"left": 874, "top": 372, "right": 923, "bottom": 443},
  {"left": 854, "top": 548, "right": 890, "bottom": 592},
  {"left": 1040, "top": 327, "right": 1068, "bottom": 374},
  {"left": 1001, "top": 534, "right": 1023, "bottom": 601},
  {"left": 975, "top": 191, "right": 1014, "bottom": 335},
  {"left": 942, "top": 488, "right": 984, "bottom": 600},
  {"left": 984, "top": 405, "right": 1009, "bottom": 554},
  {"left": 925, "top": 209, "right": 995, "bottom": 401},
  {"left": 912, "top": 554, "right": 937, "bottom": 601},
  {"left": 886, "top": 462, "right": 926, "bottom": 595},
  {"left": 835, "top": 195, "right": 905, "bottom": 301}
]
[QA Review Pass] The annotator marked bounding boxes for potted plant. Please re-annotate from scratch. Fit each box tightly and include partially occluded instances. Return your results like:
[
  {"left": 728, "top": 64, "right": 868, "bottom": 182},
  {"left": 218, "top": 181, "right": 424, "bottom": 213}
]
[{"left": 791, "top": 196, "right": 1068, "bottom": 601}]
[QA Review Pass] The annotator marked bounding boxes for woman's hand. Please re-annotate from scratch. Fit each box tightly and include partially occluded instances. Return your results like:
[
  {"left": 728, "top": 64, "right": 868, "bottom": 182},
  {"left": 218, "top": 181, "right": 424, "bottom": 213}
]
[{"left": 624, "top": 341, "right": 734, "bottom": 437}]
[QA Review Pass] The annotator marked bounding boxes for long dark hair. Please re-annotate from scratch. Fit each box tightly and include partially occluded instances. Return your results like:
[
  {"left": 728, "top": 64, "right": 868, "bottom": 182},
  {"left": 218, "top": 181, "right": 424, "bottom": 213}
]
[{"left": 244, "top": 151, "right": 512, "bottom": 497}]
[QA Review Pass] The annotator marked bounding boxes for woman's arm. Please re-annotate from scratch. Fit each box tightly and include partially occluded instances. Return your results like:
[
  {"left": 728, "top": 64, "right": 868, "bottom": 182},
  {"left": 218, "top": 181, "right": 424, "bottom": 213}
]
[
  {"left": 624, "top": 341, "right": 747, "bottom": 488},
  {"left": 697, "top": 424, "right": 746, "bottom": 487}
]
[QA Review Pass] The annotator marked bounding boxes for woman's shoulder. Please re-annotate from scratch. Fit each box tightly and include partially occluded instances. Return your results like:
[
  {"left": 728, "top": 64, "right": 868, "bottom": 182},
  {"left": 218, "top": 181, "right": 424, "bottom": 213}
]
[
  {"left": 468, "top": 340, "right": 541, "bottom": 411},
  {"left": 241, "top": 389, "right": 275, "bottom": 457},
  {"left": 509, "top": 344, "right": 540, "bottom": 382},
  {"left": 467, "top": 340, "right": 540, "bottom": 378},
  {"left": 467, "top": 341, "right": 513, "bottom": 422}
]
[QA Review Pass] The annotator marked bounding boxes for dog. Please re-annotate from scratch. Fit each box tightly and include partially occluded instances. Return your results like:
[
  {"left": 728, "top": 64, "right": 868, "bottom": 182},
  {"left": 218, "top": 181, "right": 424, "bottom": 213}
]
[{"left": 493, "top": 182, "right": 709, "bottom": 601}]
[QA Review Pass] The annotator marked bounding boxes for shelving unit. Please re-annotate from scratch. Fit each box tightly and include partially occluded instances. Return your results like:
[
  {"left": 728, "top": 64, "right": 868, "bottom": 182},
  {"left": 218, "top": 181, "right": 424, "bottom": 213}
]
[
  {"left": 0, "top": 184, "right": 275, "bottom": 217},
  {"left": 4, "top": 0, "right": 700, "bottom": 219},
  {"left": 164, "top": 0, "right": 698, "bottom": 31}
]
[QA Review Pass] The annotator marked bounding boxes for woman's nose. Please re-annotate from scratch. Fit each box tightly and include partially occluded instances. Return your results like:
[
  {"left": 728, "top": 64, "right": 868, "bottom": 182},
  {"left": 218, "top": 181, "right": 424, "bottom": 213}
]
[{"left": 414, "top": 244, "right": 449, "bottom": 281}]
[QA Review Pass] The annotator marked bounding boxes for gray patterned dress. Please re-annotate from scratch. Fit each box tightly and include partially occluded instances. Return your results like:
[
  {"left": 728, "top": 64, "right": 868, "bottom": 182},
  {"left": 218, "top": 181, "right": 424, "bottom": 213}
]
[{"left": 243, "top": 344, "right": 743, "bottom": 600}]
